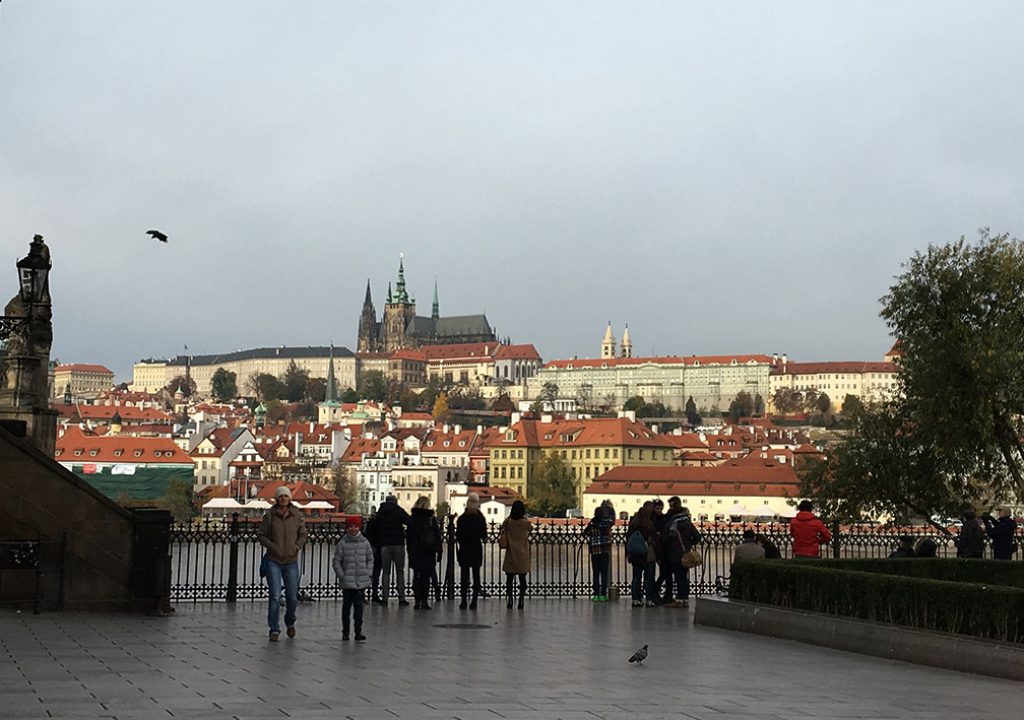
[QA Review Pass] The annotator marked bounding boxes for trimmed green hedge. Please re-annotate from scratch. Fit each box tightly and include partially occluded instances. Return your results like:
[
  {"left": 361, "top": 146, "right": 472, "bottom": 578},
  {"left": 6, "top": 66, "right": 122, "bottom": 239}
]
[
  {"left": 729, "top": 560, "right": 1024, "bottom": 643},
  {"left": 813, "top": 559, "right": 1024, "bottom": 588}
]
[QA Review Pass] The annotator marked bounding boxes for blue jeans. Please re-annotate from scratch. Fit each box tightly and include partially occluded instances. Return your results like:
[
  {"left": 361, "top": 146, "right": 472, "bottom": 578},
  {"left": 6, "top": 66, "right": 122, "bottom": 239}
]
[
  {"left": 265, "top": 560, "right": 299, "bottom": 633},
  {"left": 631, "top": 560, "right": 655, "bottom": 602},
  {"left": 590, "top": 553, "right": 610, "bottom": 596}
]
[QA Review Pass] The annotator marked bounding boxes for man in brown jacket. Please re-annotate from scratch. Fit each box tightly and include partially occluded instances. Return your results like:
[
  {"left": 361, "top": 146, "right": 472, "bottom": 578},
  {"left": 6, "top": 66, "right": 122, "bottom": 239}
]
[{"left": 257, "top": 486, "right": 308, "bottom": 641}]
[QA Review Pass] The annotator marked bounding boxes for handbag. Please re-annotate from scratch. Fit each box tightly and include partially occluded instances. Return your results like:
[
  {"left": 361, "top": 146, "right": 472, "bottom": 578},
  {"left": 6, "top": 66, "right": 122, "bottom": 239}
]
[
  {"left": 498, "top": 521, "right": 509, "bottom": 549},
  {"left": 681, "top": 549, "right": 703, "bottom": 569}
]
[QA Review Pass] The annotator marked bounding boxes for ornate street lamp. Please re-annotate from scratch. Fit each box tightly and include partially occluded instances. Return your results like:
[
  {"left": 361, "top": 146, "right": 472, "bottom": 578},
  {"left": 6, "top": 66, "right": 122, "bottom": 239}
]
[
  {"left": 2, "top": 234, "right": 51, "bottom": 342},
  {"left": 17, "top": 234, "right": 51, "bottom": 304}
]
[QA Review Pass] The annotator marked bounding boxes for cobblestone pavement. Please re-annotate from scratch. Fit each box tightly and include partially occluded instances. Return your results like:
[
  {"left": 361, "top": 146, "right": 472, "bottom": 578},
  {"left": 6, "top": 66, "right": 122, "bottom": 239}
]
[{"left": 1, "top": 598, "right": 1018, "bottom": 720}]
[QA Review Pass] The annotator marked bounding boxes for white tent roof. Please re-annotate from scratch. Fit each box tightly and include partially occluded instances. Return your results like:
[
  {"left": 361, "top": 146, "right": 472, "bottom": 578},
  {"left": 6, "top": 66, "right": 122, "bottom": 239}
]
[
  {"left": 244, "top": 499, "right": 272, "bottom": 509},
  {"left": 294, "top": 500, "right": 334, "bottom": 510},
  {"left": 727, "top": 504, "right": 754, "bottom": 516},
  {"left": 204, "top": 498, "right": 244, "bottom": 509}
]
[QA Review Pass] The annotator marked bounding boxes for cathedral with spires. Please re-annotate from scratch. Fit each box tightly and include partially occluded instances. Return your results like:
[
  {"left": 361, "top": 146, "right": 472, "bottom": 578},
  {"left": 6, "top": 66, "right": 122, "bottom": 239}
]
[{"left": 357, "top": 256, "right": 497, "bottom": 353}]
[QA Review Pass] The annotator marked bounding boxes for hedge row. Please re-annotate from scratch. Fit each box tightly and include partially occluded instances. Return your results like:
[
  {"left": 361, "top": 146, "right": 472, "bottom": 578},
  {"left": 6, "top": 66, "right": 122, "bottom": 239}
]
[
  {"left": 812, "top": 558, "right": 1024, "bottom": 588},
  {"left": 728, "top": 560, "right": 1024, "bottom": 643}
]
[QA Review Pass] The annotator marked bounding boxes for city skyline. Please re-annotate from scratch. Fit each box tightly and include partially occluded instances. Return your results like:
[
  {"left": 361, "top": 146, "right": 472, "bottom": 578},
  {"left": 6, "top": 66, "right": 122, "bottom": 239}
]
[{"left": 3, "top": 3, "right": 1023, "bottom": 382}]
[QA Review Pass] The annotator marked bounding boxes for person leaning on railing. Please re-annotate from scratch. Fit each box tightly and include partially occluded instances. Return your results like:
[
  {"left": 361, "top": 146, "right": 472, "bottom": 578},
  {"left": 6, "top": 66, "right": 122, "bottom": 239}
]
[{"left": 789, "top": 500, "right": 831, "bottom": 559}]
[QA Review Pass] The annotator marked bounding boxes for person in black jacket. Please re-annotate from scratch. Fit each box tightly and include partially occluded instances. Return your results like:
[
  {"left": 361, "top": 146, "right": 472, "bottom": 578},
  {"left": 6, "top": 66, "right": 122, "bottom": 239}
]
[
  {"left": 375, "top": 495, "right": 410, "bottom": 606},
  {"left": 363, "top": 512, "right": 384, "bottom": 604},
  {"left": 955, "top": 509, "right": 986, "bottom": 559},
  {"left": 407, "top": 496, "right": 443, "bottom": 610},
  {"left": 983, "top": 507, "right": 1018, "bottom": 560},
  {"left": 456, "top": 492, "right": 487, "bottom": 610}
]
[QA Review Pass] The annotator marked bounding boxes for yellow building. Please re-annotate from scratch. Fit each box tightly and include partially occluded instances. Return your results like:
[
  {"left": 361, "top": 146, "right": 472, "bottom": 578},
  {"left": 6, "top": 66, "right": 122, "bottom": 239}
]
[
  {"left": 53, "top": 363, "right": 115, "bottom": 400},
  {"left": 485, "top": 416, "right": 675, "bottom": 500},
  {"left": 768, "top": 358, "right": 898, "bottom": 412},
  {"left": 131, "top": 346, "right": 358, "bottom": 396},
  {"left": 583, "top": 461, "right": 803, "bottom": 521}
]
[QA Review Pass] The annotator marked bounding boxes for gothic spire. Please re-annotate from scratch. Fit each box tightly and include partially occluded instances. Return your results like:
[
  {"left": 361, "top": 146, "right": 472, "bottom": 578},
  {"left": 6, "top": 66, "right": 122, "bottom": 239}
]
[
  {"left": 363, "top": 278, "right": 373, "bottom": 306},
  {"left": 431, "top": 279, "right": 439, "bottom": 321},
  {"left": 325, "top": 344, "right": 338, "bottom": 402},
  {"left": 394, "top": 253, "right": 409, "bottom": 303}
]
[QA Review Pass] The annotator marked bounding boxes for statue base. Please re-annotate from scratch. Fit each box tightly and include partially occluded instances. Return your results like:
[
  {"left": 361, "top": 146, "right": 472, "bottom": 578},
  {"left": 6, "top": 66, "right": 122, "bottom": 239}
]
[{"left": 0, "top": 406, "right": 58, "bottom": 457}]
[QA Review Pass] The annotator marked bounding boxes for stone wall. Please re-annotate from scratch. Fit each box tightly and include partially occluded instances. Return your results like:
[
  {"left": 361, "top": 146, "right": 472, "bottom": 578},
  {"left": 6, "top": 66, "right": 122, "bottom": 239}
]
[{"left": 0, "top": 424, "right": 138, "bottom": 610}]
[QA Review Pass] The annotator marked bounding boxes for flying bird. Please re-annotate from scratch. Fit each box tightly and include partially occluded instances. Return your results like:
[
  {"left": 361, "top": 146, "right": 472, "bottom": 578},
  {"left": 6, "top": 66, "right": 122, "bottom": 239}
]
[
  {"left": 628, "top": 644, "right": 648, "bottom": 665},
  {"left": 146, "top": 229, "right": 168, "bottom": 243}
]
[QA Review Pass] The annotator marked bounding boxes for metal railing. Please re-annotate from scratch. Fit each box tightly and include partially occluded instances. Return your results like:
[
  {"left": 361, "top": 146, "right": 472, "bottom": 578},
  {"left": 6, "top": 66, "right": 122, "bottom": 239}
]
[{"left": 171, "top": 515, "right": 1018, "bottom": 603}]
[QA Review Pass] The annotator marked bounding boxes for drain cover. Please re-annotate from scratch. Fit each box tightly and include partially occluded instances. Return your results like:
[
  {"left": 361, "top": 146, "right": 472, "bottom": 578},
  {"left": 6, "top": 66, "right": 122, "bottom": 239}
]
[{"left": 433, "top": 623, "right": 491, "bottom": 629}]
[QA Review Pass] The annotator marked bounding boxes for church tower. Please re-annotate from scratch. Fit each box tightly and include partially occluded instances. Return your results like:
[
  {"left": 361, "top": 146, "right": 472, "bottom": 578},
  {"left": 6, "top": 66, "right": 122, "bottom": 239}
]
[
  {"left": 382, "top": 255, "right": 417, "bottom": 352},
  {"left": 431, "top": 279, "right": 440, "bottom": 322},
  {"left": 601, "top": 322, "right": 616, "bottom": 359},
  {"left": 621, "top": 324, "right": 633, "bottom": 358},
  {"left": 357, "top": 279, "right": 379, "bottom": 352}
]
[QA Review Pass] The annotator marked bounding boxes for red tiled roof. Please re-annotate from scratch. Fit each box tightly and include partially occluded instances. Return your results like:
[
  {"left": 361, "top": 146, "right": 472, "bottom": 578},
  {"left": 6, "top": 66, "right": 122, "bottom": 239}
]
[
  {"left": 771, "top": 361, "right": 896, "bottom": 376},
  {"left": 55, "top": 363, "right": 114, "bottom": 375},
  {"left": 55, "top": 427, "right": 193, "bottom": 465},
  {"left": 543, "top": 354, "right": 773, "bottom": 370},
  {"left": 56, "top": 405, "right": 174, "bottom": 423},
  {"left": 493, "top": 344, "right": 541, "bottom": 361},
  {"left": 594, "top": 463, "right": 799, "bottom": 483},
  {"left": 392, "top": 349, "right": 427, "bottom": 362},
  {"left": 422, "top": 427, "right": 477, "bottom": 452},
  {"left": 419, "top": 343, "right": 505, "bottom": 361},
  {"left": 661, "top": 433, "right": 710, "bottom": 450},
  {"left": 486, "top": 417, "right": 674, "bottom": 450},
  {"left": 340, "top": 438, "right": 382, "bottom": 463}
]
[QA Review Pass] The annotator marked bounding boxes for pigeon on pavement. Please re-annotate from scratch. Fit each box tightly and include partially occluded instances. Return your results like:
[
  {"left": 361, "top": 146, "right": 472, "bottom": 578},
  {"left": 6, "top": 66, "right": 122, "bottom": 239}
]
[
  {"left": 628, "top": 644, "right": 648, "bottom": 665},
  {"left": 146, "top": 230, "right": 168, "bottom": 243}
]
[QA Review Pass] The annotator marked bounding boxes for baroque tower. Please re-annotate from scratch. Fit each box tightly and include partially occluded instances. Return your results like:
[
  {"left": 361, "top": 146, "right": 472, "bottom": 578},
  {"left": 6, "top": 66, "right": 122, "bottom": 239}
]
[
  {"left": 621, "top": 324, "right": 633, "bottom": 358},
  {"left": 601, "top": 322, "right": 616, "bottom": 359}
]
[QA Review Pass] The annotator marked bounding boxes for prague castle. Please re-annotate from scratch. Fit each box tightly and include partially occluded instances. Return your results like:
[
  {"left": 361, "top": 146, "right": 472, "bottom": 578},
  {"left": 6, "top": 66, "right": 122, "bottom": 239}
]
[{"left": 357, "top": 257, "right": 496, "bottom": 353}]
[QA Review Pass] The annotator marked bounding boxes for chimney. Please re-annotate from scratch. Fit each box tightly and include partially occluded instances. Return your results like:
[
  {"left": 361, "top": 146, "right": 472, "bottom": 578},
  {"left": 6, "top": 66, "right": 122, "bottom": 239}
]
[
  {"left": 541, "top": 414, "right": 553, "bottom": 424},
  {"left": 454, "top": 424, "right": 462, "bottom": 434},
  {"left": 511, "top": 412, "right": 521, "bottom": 425},
  {"left": 443, "top": 423, "right": 449, "bottom": 434},
  {"left": 476, "top": 424, "right": 483, "bottom": 435},
  {"left": 782, "top": 353, "right": 788, "bottom": 370},
  {"left": 651, "top": 424, "right": 659, "bottom": 434}
]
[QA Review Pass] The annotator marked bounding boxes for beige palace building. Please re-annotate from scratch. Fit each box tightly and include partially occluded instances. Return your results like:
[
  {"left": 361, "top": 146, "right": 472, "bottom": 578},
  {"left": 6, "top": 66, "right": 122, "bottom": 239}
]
[
  {"left": 53, "top": 363, "right": 115, "bottom": 399},
  {"left": 132, "top": 346, "right": 357, "bottom": 396},
  {"left": 768, "top": 358, "right": 898, "bottom": 411}
]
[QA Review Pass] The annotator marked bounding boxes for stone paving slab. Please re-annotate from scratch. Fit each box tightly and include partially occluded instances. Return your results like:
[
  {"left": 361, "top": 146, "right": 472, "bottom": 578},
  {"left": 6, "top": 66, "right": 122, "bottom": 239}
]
[{"left": 1, "top": 598, "right": 1019, "bottom": 720}]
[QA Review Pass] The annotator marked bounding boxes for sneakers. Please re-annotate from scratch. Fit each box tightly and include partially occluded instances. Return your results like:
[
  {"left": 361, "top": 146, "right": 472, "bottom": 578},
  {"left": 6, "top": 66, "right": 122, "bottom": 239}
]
[
  {"left": 398, "top": 599, "right": 410, "bottom": 607},
  {"left": 371, "top": 599, "right": 387, "bottom": 607},
  {"left": 598, "top": 595, "right": 608, "bottom": 602},
  {"left": 645, "top": 600, "right": 657, "bottom": 607},
  {"left": 269, "top": 631, "right": 280, "bottom": 642},
  {"left": 342, "top": 632, "right": 350, "bottom": 641},
  {"left": 355, "top": 633, "right": 367, "bottom": 643},
  {"left": 632, "top": 600, "right": 643, "bottom": 607},
  {"left": 286, "top": 626, "right": 296, "bottom": 638}
]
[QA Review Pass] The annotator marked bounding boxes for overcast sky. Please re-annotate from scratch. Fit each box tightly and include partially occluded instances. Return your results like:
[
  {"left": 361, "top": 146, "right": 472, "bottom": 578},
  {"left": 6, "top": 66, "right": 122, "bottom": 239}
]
[{"left": 2, "top": 2, "right": 1022, "bottom": 382}]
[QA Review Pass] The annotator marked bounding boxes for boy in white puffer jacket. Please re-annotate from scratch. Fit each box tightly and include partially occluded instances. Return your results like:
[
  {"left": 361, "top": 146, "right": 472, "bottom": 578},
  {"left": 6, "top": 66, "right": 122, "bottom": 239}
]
[{"left": 332, "top": 517, "right": 374, "bottom": 642}]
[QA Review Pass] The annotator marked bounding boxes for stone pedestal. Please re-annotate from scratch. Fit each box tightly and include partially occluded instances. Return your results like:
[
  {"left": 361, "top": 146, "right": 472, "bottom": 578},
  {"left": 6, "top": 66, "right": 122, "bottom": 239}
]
[{"left": 0, "top": 406, "right": 57, "bottom": 457}]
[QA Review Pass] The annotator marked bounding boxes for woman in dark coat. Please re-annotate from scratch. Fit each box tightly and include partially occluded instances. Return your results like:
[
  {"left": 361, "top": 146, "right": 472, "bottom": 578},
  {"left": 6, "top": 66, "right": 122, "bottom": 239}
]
[
  {"left": 456, "top": 492, "right": 487, "bottom": 609},
  {"left": 406, "top": 496, "right": 442, "bottom": 610}
]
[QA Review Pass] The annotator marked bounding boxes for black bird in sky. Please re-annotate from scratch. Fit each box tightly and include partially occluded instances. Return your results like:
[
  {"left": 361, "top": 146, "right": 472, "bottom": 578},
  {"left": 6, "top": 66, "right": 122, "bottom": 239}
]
[{"left": 146, "top": 229, "right": 168, "bottom": 243}]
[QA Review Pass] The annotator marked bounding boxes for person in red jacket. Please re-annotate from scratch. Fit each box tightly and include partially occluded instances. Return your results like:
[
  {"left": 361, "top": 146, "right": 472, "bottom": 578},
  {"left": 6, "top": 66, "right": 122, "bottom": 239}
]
[{"left": 790, "top": 500, "right": 832, "bottom": 558}]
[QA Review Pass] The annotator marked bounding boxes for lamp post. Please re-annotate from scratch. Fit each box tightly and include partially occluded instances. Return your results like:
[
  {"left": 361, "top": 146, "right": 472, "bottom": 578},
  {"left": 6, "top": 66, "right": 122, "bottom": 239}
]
[{"left": 1, "top": 235, "right": 56, "bottom": 454}]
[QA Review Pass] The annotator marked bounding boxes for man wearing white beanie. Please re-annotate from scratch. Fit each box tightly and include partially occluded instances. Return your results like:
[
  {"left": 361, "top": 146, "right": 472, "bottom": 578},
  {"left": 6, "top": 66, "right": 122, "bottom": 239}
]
[{"left": 257, "top": 485, "right": 307, "bottom": 641}]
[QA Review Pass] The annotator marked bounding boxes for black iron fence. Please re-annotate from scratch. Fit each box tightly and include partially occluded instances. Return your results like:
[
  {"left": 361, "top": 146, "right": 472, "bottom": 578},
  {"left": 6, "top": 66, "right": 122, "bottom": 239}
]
[{"left": 171, "top": 515, "right": 1020, "bottom": 603}]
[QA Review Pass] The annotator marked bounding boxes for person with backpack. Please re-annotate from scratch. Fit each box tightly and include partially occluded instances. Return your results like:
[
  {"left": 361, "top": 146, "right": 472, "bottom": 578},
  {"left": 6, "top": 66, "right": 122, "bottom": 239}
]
[
  {"left": 406, "top": 496, "right": 442, "bottom": 610},
  {"left": 583, "top": 504, "right": 613, "bottom": 601},
  {"left": 663, "top": 505, "right": 702, "bottom": 608},
  {"left": 375, "top": 495, "right": 410, "bottom": 606},
  {"left": 626, "top": 504, "right": 658, "bottom": 607},
  {"left": 790, "top": 500, "right": 832, "bottom": 558}
]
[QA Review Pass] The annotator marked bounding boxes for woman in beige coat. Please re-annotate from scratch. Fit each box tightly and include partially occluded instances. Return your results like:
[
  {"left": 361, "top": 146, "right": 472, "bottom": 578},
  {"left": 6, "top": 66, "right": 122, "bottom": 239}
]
[{"left": 500, "top": 500, "right": 532, "bottom": 609}]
